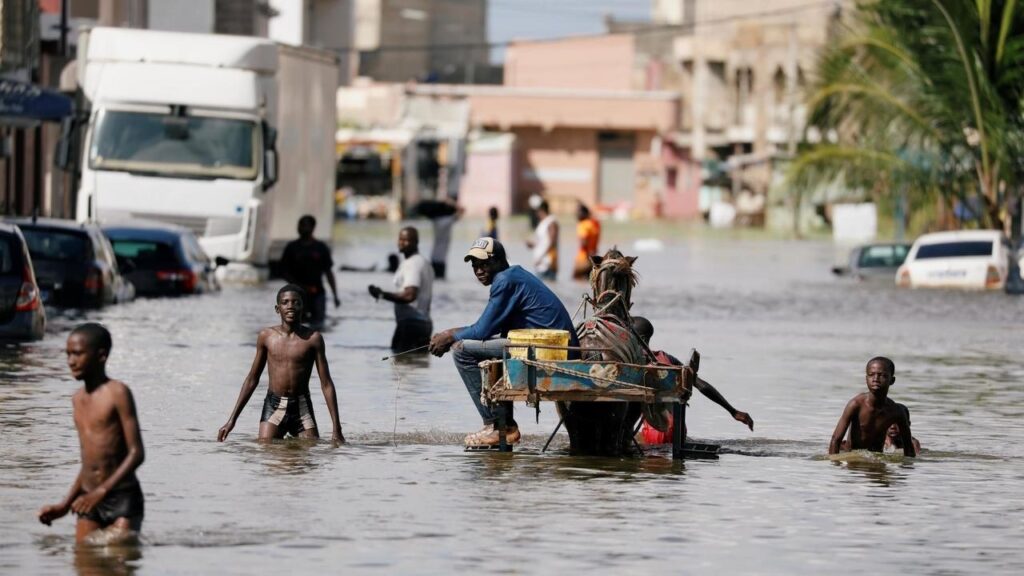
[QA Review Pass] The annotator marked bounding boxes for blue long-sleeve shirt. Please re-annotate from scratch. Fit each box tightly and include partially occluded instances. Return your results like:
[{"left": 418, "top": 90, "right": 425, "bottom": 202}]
[{"left": 455, "top": 265, "right": 579, "bottom": 350}]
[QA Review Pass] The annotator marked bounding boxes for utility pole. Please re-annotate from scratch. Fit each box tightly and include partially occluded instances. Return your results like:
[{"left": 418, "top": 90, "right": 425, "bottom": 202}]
[{"left": 787, "top": 21, "right": 800, "bottom": 236}]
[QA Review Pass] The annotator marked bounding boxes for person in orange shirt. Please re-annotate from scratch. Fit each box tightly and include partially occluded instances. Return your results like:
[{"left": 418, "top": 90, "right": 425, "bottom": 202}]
[{"left": 574, "top": 203, "right": 601, "bottom": 280}]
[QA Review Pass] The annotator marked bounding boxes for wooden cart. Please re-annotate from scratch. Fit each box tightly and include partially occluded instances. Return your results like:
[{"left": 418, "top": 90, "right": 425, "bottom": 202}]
[{"left": 480, "top": 344, "right": 716, "bottom": 459}]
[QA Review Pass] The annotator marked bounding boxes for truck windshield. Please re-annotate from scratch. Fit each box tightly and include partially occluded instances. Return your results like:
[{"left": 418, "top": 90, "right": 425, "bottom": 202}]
[{"left": 90, "top": 110, "right": 258, "bottom": 180}]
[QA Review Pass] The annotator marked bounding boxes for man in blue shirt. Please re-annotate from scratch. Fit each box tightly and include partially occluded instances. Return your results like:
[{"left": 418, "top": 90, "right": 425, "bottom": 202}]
[{"left": 429, "top": 237, "right": 579, "bottom": 447}]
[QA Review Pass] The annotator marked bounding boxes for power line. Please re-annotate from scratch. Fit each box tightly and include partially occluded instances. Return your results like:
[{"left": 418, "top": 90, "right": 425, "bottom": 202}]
[{"left": 331, "top": 1, "right": 838, "bottom": 54}]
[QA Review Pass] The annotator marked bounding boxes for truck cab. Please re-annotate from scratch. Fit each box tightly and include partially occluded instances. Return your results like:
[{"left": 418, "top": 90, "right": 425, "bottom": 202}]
[{"left": 70, "top": 27, "right": 333, "bottom": 272}]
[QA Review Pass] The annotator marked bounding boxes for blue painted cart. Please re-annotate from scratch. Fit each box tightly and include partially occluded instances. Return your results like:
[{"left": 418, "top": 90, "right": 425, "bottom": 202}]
[{"left": 481, "top": 344, "right": 704, "bottom": 459}]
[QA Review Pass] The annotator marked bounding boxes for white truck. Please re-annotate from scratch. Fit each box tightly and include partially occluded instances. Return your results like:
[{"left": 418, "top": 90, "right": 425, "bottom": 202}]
[{"left": 70, "top": 27, "right": 338, "bottom": 274}]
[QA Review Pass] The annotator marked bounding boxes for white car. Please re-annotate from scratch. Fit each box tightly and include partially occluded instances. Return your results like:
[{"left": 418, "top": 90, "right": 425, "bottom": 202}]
[{"left": 896, "top": 230, "right": 1010, "bottom": 290}]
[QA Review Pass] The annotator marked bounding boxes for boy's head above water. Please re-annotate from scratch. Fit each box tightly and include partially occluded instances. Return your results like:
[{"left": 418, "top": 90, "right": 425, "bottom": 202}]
[
  {"left": 66, "top": 323, "right": 112, "bottom": 381},
  {"left": 276, "top": 284, "right": 305, "bottom": 322},
  {"left": 865, "top": 356, "right": 895, "bottom": 393}
]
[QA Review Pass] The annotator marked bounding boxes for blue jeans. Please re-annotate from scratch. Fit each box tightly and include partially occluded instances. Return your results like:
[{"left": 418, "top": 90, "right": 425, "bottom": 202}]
[{"left": 453, "top": 338, "right": 513, "bottom": 426}]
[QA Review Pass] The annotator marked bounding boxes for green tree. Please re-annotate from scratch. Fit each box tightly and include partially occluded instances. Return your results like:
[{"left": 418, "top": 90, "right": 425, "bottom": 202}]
[{"left": 790, "top": 0, "right": 1024, "bottom": 236}]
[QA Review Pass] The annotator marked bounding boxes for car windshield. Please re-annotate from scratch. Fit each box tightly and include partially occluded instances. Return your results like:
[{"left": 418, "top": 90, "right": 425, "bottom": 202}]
[
  {"left": 21, "top": 229, "right": 88, "bottom": 262},
  {"left": 0, "top": 235, "right": 16, "bottom": 274},
  {"left": 915, "top": 241, "right": 994, "bottom": 259},
  {"left": 90, "top": 110, "right": 258, "bottom": 180},
  {"left": 858, "top": 245, "right": 909, "bottom": 268},
  {"left": 111, "top": 239, "right": 179, "bottom": 269}
]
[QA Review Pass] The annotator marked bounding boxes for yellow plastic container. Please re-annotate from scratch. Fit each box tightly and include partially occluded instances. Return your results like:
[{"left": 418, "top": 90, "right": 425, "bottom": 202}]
[{"left": 507, "top": 329, "right": 570, "bottom": 361}]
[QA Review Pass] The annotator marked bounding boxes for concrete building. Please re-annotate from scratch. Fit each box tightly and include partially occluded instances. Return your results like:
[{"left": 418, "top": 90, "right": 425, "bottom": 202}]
[
  {"left": 616, "top": 0, "right": 846, "bottom": 222},
  {"left": 355, "top": 0, "right": 492, "bottom": 84}
]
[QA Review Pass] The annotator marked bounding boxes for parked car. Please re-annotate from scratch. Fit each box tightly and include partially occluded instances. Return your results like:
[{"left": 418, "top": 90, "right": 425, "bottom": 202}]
[
  {"left": 103, "top": 221, "right": 221, "bottom": 296},
  {"left": 897, "top": 230, "right": 1010, "bottom": 290},
  {"left": 7, "top": 217, "right": 135, "bottom": 308},
  {"left": 0, "top": 223, "right": 45, "bottom": 340},
  {"left": 833, "top": 242, "right": 912, "bottom": 282}
]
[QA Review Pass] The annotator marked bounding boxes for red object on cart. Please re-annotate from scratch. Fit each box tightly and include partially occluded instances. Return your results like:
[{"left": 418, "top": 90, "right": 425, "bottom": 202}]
[{"left": 641, "top": 413, "right": 677, "bottom": 445}]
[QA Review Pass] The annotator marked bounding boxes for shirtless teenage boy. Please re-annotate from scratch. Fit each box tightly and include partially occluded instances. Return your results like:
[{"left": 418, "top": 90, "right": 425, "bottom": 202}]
[
  {"left": 218, "top": 284, "right": 344, "bottom": 443},
  {"left": 38, "top": 323, "right": 146, "bottom": 544},
  {"left": 829, "top": 357, "right": 916, "bottom": 457}
]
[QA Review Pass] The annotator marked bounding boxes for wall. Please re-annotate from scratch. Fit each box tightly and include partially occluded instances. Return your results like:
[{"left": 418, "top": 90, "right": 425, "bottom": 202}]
[
  {"left": 514, "top": 127, "right": 598, "bottom": 212},
  {"left": 504, "top": 34, "right": 634, "bottom": 91},
  {"left": 458, "top": 134, "right": 514, "bottom": 218}
]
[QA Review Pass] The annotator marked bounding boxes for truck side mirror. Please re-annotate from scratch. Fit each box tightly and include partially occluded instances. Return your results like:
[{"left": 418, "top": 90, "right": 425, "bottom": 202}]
[
  {"left": 262, "top": 122, "right": 278, "bottom": 191},
  {"left": 55, "top": 116, "right": 76, "bottom": 170},
  {"left": 263, "top": 149, "right": 278, "bottom": 191}
]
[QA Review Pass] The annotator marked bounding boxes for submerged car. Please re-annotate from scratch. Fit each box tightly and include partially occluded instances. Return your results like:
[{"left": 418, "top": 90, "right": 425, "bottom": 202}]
[
  {"left": 104, "top": 221, "right": 221, "bottom": 296},
  {"left": 7, "top": 217, "right": 135, "bottom": 308},
  {"left": 897, "top": 230, "right": 1010, "bottom": 290},
  {"left": 0, "top": 223, "right": 45, "bottom": 340},
  {"left": 833, "top": 242, "right": 911, "bottom": 282}
]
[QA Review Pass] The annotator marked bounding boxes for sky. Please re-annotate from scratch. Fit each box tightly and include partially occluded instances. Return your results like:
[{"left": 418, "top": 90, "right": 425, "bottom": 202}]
[{"left": 486, "top": 0, "right": 652, "bottom": 62}]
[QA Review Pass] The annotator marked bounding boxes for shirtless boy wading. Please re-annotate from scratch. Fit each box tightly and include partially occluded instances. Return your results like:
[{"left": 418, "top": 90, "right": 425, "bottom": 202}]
[
  {"left": 829, "top": 357, "right": 916, "bottom": 457},
  {"left": 38, "top": 324, "right": 146, "bottom": 544},
  {"left": 218, "top": 285, "right": 344, "bottom": 442}
]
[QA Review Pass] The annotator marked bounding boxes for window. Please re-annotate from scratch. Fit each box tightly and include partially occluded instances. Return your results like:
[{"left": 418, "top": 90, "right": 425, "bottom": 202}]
[
  {"left": 0, "top": 236, "right": 15, "bottom": 274},
  {"left": 915, "top": 241, "right": 994, "bottom": 259},
  {"left": 21, "top": 229, "right": 89, "bottom": 262},
  {"left": 858, "top": 245, "right": 909, "bottom": 268},
  {"left": 90, "top": 110, "right": 259, "bottom": 180},
  {"left": 111, "top": 240, "right": 179, "bottom": 270}
]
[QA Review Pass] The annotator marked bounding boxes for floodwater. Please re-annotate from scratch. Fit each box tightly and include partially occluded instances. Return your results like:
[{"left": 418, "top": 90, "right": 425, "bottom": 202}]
[{"left": 2, "top": 219, "right": 1023, "bottom": 574}]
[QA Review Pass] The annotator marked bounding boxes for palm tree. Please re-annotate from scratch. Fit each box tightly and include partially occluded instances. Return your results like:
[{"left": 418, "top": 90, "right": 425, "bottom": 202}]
[{"left": 790, "top": 0, "right": 1024, "bottom": 236}]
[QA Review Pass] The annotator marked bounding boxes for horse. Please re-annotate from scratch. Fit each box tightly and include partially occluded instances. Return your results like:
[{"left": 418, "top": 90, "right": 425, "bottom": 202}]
[{"left": 557, "top": 248, "right": 670, "bottom": 456}]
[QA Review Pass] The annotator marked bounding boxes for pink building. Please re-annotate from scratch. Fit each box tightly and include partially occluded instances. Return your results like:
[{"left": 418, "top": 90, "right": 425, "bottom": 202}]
[{"left": 449, "top": 34, "right": 698, "bottom": 218}]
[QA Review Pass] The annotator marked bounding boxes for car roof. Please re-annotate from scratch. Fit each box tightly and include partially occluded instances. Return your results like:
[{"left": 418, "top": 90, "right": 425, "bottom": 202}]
[
  {"left": 913, "top": 230, "right": 1004, "bottom": 244},
  {"left": 6, "top": 217, "right": 96, "bottom": 233},
  {"left": 0, "top": 221, "right": 21, "bottom": 234},
  {"left": 103, "top": 218, "right": 195, "bottom": 241}
]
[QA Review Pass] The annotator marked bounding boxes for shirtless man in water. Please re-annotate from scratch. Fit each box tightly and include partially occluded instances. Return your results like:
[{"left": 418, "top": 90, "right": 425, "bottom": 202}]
[
  {"left": 38, "top": 323, "right": 145, "bottom": 544},
  {"left": 218, "top": 284, "right": 344, "bottom": 443},
  {"left": 829, "top": 357, "right": 916, "bottom": 457}
]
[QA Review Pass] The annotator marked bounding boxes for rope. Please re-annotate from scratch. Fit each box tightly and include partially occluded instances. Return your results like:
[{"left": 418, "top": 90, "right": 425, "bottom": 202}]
[
  {"left": 390, "top": 358, "right": 404, "bottom": 447},
  {"left": 513, "top": 357, "right": 662, "bottom": 395}
]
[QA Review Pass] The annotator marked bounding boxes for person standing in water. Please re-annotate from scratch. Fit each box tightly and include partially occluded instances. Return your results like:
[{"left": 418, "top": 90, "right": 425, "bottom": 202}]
[
  {"left": 574, "top": 202, "right": 601, "bottom": 280},
  {"left": 526, "top": 200, "right": 559, "bottom": 281},
  {"left": 38, "top": 323, "right": 146, "bottom": 544},
  {"left": 218, "top": 285, "right": 344, "bottom": 443},
  {"left": 280, "top": 215, "right": 340, "bottom": 326},
  {"left": 482, "top": 206, "right": 499, "bottom": 241},
  {"left": 368, "top": 227, "right": 434, "bottom": 353}
]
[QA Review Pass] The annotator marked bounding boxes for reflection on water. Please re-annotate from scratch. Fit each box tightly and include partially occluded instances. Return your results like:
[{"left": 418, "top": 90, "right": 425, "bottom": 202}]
[
  {"left": 4, "top": 223, "right": 1024, "bottom": 573},
  {"left": 73, "top": 544, "right": 142, "bottom": 576}
]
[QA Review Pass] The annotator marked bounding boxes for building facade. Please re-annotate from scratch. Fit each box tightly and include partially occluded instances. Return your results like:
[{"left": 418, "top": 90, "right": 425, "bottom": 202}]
[{"left": 355, "top": 0, "right": 490, "bottom": 84}]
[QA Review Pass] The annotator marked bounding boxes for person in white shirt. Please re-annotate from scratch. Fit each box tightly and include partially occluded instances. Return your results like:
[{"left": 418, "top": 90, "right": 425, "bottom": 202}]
[
  {"left": 368, "top": 227, "right": 434, "bottom": 353},
  {"left": 526, "top": 200, "right": 559, "bottom": 280}
]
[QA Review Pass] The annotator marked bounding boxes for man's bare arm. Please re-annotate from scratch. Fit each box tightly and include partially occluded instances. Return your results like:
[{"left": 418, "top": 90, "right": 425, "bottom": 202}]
[
  {"left": 829, "top": 399, "right": 858, "bottom": 454},
  {"left": 325, "top": 269, "right": 341, "bottom": 306},
  {"left": 694, "top": 377, "right": 754, "bottom": 430},
  {"left": 218, "top": 331, "right": 269, "bottom": 441},
  {"left": 372, "top": 285, "right": 418, "bottom": 304},
  {"left": 71, "top": 384, "right": 145, "bottom": 515},
  {"left": 314, "top": 333, "right": 344, "bottom": 443}
]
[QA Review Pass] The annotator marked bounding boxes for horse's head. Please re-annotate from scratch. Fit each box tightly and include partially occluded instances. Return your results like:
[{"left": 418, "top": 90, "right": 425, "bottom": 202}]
[{"left": 588, "top": 248, "right": 638, "bottom": 318}]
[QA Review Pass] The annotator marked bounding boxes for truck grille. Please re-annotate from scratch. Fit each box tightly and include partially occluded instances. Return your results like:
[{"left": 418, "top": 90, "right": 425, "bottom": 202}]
[{"left": 129, "top": 213, "right": 242, "bottom": 238}]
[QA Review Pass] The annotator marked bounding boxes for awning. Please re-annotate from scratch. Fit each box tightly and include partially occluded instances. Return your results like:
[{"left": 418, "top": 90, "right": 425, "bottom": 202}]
[{"left": 0, "top": 77, "right": 73, "bottom": 123}]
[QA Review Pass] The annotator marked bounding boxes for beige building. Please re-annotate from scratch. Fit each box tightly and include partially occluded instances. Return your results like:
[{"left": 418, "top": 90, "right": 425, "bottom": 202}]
[{"left": 610, "top": 0, "right": 846, "bottom": 220}]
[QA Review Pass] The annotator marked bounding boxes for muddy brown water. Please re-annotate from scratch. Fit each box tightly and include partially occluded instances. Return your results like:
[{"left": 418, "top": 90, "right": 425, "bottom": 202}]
[{"left": 2, "top": 220, "right": 1023, "bottom": 574}]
